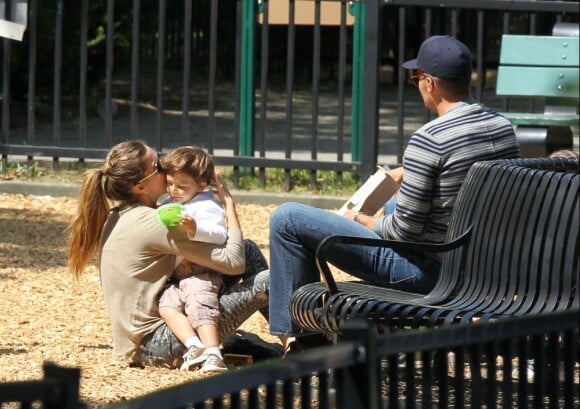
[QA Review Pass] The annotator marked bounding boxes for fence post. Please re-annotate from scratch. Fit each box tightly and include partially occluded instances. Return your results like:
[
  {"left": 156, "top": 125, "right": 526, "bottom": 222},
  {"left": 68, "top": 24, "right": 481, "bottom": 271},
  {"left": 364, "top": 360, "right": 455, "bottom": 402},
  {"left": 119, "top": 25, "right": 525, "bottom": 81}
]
[
  {"left": 239, "top": 0, "right": 256, "bottom": 158},
  {"left": 349, "top": 1, "right": 364, "bottom": 163},
  {"left": 360, "top": 0, "right": 381, "bottom": 180},
  {"left": 42, "top": 362, "right": 84, "bottom": 409},
  {"left": 336, "top": 319, "right": 379, "bottom": 409},
  {"left": 1, "top": 0, "right": 15, "bottom": 147}
]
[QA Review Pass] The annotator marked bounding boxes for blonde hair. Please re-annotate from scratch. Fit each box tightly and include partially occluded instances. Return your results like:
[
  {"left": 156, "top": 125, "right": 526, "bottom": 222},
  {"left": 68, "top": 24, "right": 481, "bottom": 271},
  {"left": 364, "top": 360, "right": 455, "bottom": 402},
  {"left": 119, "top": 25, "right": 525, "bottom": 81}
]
[
  {"left": 67, "top": 141, "right": 149, "bottom": 278},
  {"left": 161, "top": 146, "right": 215, "bottom": 186}
]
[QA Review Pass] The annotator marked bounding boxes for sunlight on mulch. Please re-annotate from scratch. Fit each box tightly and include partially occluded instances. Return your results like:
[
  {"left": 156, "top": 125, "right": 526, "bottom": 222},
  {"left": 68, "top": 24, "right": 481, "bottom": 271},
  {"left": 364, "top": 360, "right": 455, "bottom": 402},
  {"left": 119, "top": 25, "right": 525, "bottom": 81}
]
[{"left": 0, "top": 192, "right": 291, "bottom": 408}]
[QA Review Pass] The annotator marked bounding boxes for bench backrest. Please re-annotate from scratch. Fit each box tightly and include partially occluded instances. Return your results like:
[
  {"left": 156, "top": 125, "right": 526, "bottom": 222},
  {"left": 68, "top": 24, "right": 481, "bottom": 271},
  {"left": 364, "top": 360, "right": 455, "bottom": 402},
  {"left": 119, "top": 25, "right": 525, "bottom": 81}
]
[
  {"left": 436, "top": 158, "right": 579, "bottom": 315},
  {"left": 496, "top": 35, "right": 579, "bottom": 100}
]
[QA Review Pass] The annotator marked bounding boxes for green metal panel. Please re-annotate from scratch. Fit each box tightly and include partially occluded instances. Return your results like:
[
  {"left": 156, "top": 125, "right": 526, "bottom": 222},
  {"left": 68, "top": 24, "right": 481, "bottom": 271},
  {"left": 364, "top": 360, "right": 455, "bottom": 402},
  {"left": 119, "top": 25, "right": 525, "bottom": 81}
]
[
  {"left": 242, "top": 1, "right": 366, "bottom": 163},
  {"left": 496, "top": 66, "right": 579, "bottom": 98},
  {"left": 499, "top": 35, "right": 579, "bottom": 66},
  {"left": 501, "top": 112, "right": 579, "bottom": 127}
]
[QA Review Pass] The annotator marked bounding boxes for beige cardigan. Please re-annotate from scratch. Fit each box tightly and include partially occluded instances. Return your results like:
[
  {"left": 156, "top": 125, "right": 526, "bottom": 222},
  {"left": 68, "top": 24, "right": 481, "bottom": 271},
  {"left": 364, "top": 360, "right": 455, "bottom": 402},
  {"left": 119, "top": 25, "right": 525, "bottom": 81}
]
[{"left": 99, "top": 203, "right": 245, "bottom": 364}]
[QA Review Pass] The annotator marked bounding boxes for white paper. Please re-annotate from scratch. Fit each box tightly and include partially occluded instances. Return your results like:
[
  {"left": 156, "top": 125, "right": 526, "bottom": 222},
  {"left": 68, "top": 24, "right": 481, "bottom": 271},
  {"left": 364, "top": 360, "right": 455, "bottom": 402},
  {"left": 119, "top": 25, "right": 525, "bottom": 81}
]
[
  {"left": 337, "top": 166, "right": 399, "bottom": 216},
  {"left": 0, "top": 19, "right": 25, "bottom": 41}
]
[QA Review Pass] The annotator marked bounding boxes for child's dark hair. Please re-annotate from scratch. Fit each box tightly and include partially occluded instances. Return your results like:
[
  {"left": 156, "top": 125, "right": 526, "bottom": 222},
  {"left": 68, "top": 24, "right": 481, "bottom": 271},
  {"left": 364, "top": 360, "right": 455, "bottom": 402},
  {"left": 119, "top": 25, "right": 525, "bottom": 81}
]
[{"left": 161, "top": 146, "right": 215, "bottom": 185}]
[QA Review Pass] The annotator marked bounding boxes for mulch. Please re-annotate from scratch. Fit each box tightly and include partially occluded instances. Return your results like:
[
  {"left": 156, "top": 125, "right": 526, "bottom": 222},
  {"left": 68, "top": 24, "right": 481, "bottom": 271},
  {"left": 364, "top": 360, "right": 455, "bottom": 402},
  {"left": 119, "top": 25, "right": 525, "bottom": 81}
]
[{"left": 0, "top": 192, "right": 285, "bottom": 408}]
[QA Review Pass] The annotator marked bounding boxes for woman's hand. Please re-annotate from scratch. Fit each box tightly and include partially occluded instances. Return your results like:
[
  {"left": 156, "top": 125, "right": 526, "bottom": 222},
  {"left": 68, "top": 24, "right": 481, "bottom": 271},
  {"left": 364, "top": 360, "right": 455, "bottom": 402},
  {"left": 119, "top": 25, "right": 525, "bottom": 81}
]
[
  {"left": 215, "top": 173, "right": 233, "bottom": 207},
  {"left": 215, "top": 173, "right": 241, "bottom": 231}
]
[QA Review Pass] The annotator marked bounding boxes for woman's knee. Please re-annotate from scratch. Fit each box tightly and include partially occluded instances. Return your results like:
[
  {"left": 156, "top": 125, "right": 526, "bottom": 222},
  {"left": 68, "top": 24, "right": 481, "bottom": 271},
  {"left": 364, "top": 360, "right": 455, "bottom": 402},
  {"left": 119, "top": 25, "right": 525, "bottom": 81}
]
[
  {"left": 139, "top": 324, "right": 185, "bottom": 368},
  {"left": 244, "top": 239, "right": 269, "bottom": 277}
]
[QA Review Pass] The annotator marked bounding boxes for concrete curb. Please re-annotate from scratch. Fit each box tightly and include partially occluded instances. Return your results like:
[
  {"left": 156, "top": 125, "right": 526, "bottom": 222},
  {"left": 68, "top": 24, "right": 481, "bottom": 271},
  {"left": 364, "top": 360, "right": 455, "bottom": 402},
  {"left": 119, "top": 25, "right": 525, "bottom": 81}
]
[{"left": 0, "top": 181, "right": 347, "bottom": 210}]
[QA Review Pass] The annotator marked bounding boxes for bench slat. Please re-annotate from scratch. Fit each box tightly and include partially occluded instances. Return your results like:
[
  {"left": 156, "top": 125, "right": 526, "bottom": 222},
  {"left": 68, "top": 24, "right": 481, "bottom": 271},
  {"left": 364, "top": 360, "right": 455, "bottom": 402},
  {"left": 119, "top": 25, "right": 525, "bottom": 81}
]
[
  {"left": 499, "top": 35, "right": 579, "bottom": 66},
  {"left": 500, "top": 112, "right": 579, "bottom": 126},
  {"left": 496, "top": 66, "right": 579, "bottom": 98}
]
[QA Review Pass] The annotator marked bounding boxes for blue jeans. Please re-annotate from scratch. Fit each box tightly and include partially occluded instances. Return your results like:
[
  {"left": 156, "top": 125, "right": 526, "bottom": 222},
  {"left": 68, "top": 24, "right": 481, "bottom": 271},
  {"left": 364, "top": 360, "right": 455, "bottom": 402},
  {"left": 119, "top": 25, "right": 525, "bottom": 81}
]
[{"left": 268, "top": 202, "right": 441, "bottom": 337}]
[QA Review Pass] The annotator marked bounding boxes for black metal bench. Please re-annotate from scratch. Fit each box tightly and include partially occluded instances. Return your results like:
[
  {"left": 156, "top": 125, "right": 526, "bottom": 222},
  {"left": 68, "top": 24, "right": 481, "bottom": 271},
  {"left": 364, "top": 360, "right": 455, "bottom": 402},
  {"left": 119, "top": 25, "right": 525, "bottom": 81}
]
[{"left": 290, "top": 157, "right": 579, "bottom": 335}]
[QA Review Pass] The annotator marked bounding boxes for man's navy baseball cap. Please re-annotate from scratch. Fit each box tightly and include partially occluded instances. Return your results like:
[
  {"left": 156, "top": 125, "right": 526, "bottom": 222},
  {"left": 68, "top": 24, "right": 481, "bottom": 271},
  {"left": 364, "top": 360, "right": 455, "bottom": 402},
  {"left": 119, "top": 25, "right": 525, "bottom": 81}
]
[{"left": 402, "top": 35, "right": 472, "bottom": 80}]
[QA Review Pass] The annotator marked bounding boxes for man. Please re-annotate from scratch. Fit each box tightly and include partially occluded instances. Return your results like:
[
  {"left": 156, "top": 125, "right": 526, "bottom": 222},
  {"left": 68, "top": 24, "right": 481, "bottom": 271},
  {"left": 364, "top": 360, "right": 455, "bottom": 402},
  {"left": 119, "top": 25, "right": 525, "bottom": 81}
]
[{"left": 268, "top": 35, "right": 520, "bottom": 353}]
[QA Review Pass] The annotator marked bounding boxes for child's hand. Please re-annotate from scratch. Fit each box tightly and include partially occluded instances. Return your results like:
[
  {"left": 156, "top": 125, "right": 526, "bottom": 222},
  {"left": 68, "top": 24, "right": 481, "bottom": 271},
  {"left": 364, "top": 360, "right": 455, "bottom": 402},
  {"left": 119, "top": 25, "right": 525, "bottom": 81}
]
[{"left": 179, "top": 215, "right": 197, "bottom": 235}]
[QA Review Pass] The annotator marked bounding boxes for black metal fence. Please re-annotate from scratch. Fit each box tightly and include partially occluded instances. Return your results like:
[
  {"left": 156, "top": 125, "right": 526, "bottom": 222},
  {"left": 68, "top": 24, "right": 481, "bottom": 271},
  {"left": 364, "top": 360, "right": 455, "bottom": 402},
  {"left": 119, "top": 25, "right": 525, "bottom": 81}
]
[
  {"left": 1, "top": 1, "right": 578, "bottom": 189},
  {"left": 111, "top": 310, "right": 580, "bottom": 408},
  {"left": 1, "top": 310, "right": 578, "bottom": 408}
]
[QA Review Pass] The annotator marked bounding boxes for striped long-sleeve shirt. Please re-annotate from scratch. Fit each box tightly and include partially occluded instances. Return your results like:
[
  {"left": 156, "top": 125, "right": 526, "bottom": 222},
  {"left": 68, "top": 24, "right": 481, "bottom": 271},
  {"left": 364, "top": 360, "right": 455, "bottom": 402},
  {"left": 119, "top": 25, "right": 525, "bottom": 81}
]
[{"left": 373, "top": 99, "right": 520, "bottom": 247}]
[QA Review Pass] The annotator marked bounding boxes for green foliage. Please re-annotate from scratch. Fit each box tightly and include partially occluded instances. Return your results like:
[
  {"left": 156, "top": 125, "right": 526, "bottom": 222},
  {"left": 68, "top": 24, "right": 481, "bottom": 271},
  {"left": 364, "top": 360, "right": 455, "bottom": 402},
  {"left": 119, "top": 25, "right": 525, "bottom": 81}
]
[
  {"left": 1, "top": 160, "right": 360, "bottom": 196},
  {"left": 218, "top": 168, "right": 360, "bottom": 196},
  {"left": 0, "top": 160, "right": 98, "bottom": 183},
  {"left": 0, "top": 161, "right": 39, "bottom": 179}
]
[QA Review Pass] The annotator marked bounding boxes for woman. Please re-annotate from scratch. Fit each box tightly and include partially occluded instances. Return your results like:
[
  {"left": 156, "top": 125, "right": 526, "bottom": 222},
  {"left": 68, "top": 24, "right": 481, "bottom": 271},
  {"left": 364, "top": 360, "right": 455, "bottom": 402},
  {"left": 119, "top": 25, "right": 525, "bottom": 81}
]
[{"left": 68, "top": 140, "right": 269, "bottom": 368}]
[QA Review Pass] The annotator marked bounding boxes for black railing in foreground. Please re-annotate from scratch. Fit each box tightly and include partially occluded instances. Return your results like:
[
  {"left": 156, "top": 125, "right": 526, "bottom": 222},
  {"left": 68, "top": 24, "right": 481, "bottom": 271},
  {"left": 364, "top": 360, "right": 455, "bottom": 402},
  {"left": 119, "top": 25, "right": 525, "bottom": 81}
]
[
  {"left": 1, "top": 310, "right": 577, "bottom": 408},
  {"left": 0, "top": 361, "right": 85, "bottom": 409},
  {"left": 100, "top": 310, "right": 578, "bottom": 409}
]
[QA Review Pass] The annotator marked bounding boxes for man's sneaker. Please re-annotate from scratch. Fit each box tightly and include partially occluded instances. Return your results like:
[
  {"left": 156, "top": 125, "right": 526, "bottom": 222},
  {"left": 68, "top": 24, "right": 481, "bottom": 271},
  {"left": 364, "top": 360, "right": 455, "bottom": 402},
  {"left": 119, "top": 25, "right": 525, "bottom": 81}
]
[
  {"left": 180, "top": 345, "right": 206, "bottom": 371},
  {"left": 201, "top": 353, "right": 228, "bottom": 372},
  {"left": 284, "top": 334, "right": 333, "bottom": 356}
]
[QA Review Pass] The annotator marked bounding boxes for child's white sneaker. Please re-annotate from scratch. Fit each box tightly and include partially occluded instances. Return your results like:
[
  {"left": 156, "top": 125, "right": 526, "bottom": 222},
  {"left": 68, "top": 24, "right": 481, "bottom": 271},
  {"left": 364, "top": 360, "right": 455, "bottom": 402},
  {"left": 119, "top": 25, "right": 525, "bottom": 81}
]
[
  {"left": 200, "top": 353, "right": 228, "bottom": 372},
  {"left": 180, "top": 345, "right": 206, "bottom": 371}
]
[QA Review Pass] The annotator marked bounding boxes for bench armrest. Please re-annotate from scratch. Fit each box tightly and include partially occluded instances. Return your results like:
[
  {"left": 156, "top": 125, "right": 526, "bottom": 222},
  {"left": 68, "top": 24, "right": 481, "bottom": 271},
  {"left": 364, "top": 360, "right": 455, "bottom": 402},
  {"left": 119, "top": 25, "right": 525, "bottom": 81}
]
[{"left": 315, "top": 226, "right": 472, "bottom": 294}]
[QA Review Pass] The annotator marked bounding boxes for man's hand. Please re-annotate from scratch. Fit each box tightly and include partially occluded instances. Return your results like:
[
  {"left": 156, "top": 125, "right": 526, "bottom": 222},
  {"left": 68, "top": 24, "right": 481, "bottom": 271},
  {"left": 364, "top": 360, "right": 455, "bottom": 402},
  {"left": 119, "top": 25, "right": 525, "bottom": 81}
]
[
  {"left": 342, "top": 209, "right": 374, "bottom": 228},
  {"left": 342, "top": 209, "right": 358, "bottom": 221},
  {"left": 387, "top": 166, "right": 404, "bottom": 185}
]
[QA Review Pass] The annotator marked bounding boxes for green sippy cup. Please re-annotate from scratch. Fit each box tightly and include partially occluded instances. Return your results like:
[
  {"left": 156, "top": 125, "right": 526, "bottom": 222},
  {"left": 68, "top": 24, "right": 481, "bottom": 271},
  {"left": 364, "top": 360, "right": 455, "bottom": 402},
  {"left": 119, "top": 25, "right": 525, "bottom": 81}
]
[{"left": 155, "top": 203, "right": 185, "bottom": 227}]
